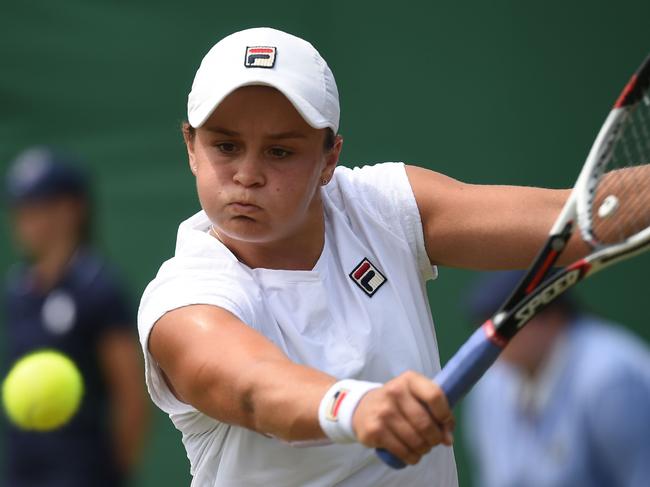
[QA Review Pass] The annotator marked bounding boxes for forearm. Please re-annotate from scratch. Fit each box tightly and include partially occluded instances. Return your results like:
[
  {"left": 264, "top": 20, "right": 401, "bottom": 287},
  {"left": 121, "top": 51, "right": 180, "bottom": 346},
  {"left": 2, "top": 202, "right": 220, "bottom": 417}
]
[
  {"left": 152, "top": 306, "right": 339, "bottom": 442},
  {"left": 589, "top": 164, "right": 650, "bottom": 245},
  {"left": 188, "top": 356, "right": 336, "bottom": 442},
  {"left": 242, "top": 360, "right": 336, "bottom": 440},
  {"left": 152, "top": 307, "right": 456, "bottom": 465},
  {"left": 111, "top": 394, "right": 149, "bottom": 472},
  {"left": 99, "top": 330, "right": 150, "bottom": 474}
]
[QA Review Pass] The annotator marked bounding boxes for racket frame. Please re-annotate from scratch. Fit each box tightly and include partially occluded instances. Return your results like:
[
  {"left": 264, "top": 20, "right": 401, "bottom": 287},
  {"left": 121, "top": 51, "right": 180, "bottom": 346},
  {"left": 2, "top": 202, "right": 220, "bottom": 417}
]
[{"left": 376, "top": 54, "right": 650, "bottom": 470}]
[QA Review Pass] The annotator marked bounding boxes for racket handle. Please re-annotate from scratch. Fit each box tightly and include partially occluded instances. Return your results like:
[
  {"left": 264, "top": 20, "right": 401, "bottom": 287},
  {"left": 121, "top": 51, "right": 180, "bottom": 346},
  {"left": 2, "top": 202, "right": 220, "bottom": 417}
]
[
  {"left": 376, "top": 323, "right": 505, "bottom": 469},
  {"left": 435, "top": 322, "right": 505, "bottom": 406},
  {"left": 376, "top": 447, "right": 408, "bottom": 469}
]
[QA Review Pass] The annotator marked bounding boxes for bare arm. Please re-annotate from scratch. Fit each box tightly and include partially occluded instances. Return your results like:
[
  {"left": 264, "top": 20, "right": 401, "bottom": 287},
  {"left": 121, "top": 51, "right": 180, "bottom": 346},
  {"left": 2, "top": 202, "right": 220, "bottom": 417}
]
[
  {"left": 149, "top": 304, "right": 454, "bottom": 465},
  {"left": 405, "top": 165, "right": 588, "bottom": 269},
  {"left": 149, "top": 305, "right": 335, "bottom": 441},
  {"left": 98, "top": 329, "right": 150, "bottom": 474}
]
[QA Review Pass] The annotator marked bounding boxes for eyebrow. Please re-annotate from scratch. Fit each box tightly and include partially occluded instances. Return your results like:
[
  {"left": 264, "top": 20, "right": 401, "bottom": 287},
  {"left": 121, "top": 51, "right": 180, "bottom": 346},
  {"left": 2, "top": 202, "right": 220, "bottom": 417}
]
[{"left": 205, "top": 126, "right": 307, "bottom": 140}]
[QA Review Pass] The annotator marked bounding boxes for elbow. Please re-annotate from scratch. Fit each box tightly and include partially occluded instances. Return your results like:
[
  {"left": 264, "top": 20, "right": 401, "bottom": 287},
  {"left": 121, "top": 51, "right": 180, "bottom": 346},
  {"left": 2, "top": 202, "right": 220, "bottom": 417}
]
[
  {"left": 181, "top": 357, "right": 313, "bottom": 442},
  {"left": 234, "top": 362, "right": 269, "bottom": 433},
  {"left": 233, "top": 361, "right": 301, "bottom": 441},
  {"left": 181, "top": 358, "right": 264, "bottom": 433}
]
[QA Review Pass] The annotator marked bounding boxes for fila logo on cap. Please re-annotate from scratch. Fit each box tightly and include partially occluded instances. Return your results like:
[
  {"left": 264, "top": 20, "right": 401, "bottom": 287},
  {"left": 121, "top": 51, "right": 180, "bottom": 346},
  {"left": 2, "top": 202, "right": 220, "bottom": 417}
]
[
  {"left": 349, "top": 258, "right": 387, "bottom": 297},
  {"left": 244, "top": 46, "right": 277, "bottom": 68}
]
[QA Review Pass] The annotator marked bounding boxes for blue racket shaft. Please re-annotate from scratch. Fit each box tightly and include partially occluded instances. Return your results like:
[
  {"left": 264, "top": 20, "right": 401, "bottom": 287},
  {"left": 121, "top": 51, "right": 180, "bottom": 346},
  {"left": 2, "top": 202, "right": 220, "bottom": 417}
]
[{"left": 375, "top": 323, "right": 505, "bottom": 469}]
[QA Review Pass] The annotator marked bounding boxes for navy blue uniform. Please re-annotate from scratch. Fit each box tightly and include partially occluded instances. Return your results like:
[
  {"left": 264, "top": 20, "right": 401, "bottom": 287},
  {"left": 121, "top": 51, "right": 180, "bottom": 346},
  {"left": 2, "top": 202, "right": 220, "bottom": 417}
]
[{"left": 3, "top": 248, "right": 133, "bottom": 487}]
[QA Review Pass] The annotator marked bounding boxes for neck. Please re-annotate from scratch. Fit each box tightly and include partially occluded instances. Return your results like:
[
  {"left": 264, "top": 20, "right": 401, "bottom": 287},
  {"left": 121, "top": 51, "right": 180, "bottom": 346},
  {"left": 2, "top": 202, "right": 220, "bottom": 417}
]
[
  {"left": 214, "top": 206, "right": 325, "bottom": 271},
  {"left": 32, "top": 238, "right": 79, "bottom": 290}
]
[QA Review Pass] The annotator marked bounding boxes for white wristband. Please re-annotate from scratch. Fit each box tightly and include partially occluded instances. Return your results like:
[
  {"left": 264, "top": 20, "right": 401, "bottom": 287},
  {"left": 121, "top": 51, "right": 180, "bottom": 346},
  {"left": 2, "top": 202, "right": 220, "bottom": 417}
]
[{"left": 318, "top": 379, "right": 382, "bottom": 443}]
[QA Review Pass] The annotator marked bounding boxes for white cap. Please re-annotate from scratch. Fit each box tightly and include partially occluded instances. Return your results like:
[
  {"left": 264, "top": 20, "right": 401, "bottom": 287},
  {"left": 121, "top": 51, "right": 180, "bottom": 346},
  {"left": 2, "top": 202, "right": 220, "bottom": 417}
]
[{"left": 187, "top": 27, "right": 340, "bottom": 132}]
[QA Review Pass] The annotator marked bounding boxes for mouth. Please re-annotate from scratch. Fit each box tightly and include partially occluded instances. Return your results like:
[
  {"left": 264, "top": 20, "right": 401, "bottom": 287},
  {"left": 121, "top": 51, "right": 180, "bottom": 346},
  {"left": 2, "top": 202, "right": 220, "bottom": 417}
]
[{"left": 227, "top": 201, "right": 262, "bottom": 215}]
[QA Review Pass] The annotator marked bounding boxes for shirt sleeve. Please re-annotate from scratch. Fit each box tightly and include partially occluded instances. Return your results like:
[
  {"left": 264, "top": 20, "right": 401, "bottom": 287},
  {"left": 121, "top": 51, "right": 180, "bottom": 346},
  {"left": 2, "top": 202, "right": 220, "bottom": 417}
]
[
  {"left": 585, "top": 366, "right": 650, "bottom": 487},
  {"left": 330, "top": 163, "right": 435, "bottom": 281},
  {"left": 137, "top": 255, "right": 257, "bottom": 416}
]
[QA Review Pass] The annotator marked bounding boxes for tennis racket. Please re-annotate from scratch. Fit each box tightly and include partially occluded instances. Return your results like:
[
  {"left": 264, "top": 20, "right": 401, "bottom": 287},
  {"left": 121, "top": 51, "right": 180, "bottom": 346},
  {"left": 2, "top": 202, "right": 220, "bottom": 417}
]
[{"left": 377, "top": 53, "right": 650, "bottom": 469}]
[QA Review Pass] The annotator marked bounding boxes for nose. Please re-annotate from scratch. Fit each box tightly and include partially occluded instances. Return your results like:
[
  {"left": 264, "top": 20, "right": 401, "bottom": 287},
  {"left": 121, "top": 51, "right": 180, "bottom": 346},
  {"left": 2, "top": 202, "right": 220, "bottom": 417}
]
[{"left": 232, "top": 155, "right": 265, "bottom": 188}]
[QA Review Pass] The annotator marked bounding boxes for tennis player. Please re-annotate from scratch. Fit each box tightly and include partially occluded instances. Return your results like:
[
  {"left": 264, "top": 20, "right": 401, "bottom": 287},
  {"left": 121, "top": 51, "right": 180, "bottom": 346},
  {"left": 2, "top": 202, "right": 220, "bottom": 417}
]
[{"left": 138, "top": 27, "right": 584, "bottom": 486}]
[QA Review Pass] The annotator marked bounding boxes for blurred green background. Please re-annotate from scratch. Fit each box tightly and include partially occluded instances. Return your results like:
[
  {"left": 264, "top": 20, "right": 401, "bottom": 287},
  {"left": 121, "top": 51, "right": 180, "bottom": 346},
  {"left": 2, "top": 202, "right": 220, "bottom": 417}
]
[{"left": 1, "top": 1, "right": 649, "bottom": 485}]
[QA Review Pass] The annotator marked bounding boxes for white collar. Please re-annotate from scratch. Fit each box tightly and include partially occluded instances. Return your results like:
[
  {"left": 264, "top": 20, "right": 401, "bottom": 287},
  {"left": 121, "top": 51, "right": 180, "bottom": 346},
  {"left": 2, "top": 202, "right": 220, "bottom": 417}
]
[{"left": 516, "top": 332, "right": 570, "bottom": 417}]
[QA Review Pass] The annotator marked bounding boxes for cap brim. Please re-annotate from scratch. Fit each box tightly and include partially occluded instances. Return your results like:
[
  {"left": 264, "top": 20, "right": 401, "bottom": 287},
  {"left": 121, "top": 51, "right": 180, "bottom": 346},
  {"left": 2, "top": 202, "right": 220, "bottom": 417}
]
[{"left": 188, "top": 79, "right": 333, "bottom": 132}]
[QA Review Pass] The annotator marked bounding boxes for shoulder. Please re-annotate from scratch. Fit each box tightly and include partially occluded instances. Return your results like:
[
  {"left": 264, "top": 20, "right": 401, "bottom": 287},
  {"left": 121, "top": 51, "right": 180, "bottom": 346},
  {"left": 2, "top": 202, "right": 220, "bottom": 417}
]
[
  {"left": 69, "top": 247, "right": 119, "bottom": 287},
  {"left": 140, "top": 250, "right": 254, "bottom": 310},
  {"left": 150, "top": 210, "right": 253, "bottom": 286},
  {"left": 325, "top": 162, "right": 408, "bottom": 204},
  {"left": 324, "top": 163, "right": 435, "bottom": 281},
  {"left": 323, "top": 163, "right": 410, "bottom": 225},
  {"left": 571, "top": 318, "right": 650, "bottom": 391},
  {"left": 574, "top": 318, "right": 650, "bottom": 364},
  {"left": 139, "top": 214, "right": 260, "bottom": 341},
  {"left": 570, "top": 320, "right": 650, "bottom": 453},
  {"left": 144, "top": 209, "right": 255, "bottom": 300},
  {"left": 64, "top": 248, "right": 131, "bottom": 311}
]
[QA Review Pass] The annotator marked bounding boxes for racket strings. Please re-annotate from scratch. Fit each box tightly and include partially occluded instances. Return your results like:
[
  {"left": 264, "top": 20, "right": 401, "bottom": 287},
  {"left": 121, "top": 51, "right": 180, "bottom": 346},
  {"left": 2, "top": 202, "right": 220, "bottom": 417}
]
[
  {"left": 591, "top": 95, "right": 650, "bottom": 245},
  {"left": 636, "top": 96, "right": 650, "bottom": 153}
]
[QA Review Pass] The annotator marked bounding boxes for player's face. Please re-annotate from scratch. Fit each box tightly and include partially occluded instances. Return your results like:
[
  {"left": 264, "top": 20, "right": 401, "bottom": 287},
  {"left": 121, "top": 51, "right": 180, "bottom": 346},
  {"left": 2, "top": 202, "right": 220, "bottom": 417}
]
[
  {"left": 185, "top": 86, "right": 341, "bottom": 245},
  {"left": 11, "top": 197, "right": 85, "bottom": 259}
]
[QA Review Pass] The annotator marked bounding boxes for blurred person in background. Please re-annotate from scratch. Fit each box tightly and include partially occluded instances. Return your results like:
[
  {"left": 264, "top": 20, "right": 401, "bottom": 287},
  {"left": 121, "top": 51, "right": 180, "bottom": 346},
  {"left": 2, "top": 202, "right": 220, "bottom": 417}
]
[
  {"left": 462, "top": 270, "right": 650, "bottom": 487},
  {"left": 2, "top": 147, "right": 149, "bottom": 486}
]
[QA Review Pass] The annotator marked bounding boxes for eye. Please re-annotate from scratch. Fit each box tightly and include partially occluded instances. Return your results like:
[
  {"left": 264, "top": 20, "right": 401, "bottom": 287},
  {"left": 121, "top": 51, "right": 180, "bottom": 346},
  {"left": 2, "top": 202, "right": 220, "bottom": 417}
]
[
  {"left": 216, "top": 142, "right": 238, "bottom": 154},
  {"left": 268, "top": 147, "right": 292, "bottom": 159}
]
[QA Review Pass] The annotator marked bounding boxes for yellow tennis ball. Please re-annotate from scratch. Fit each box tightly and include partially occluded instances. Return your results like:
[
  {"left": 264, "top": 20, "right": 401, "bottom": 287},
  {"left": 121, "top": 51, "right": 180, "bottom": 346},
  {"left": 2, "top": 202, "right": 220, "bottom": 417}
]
[{"left": 2, "top": 350, "right": 84, "bottom": 431}]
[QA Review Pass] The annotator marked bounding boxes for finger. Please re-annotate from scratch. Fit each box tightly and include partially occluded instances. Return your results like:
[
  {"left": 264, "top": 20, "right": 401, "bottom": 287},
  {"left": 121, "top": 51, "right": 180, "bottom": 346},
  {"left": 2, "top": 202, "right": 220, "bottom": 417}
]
[
  {"left": 441, "top": 417, "right": 455, "bottom": 446},
  {"left": 394, "top": 392, "right": 444, "bottom": 450},
  {"left": 391, "top": 401, "right": 444, "bottom": 456},
  {"left": 358, "top": 416, "right": 423, "bottom": 466},
  {"left": 445, "top": 416, "right": 456, "bottom": 431},
  {"left": 442, "top": 429, "right": 454, "bottom": 446},
  {"left": 354, "top": 395, "right": 421, "bottom": 464},
  {"left": 383, "top": 376, "right": 444, "bottom": 449},
  {"left": 381, "top": 421, "right": 426, "bottom": 465},
  {"left": 406, "top": 374, "right": 452, "bottom": 423}
]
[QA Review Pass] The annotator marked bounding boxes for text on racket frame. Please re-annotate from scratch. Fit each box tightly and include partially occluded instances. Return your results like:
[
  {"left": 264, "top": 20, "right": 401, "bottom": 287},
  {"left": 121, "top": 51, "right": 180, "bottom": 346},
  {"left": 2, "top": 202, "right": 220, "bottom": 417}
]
[{"left": 514, "top": 269, "right": 581, "bottom": 327}]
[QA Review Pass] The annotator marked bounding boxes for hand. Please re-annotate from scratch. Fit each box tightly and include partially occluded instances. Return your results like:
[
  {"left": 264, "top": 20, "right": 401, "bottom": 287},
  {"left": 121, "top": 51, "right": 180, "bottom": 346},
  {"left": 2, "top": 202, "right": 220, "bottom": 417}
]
[{"left": 352, "top": 371, "right": 454, "bottom": 465}]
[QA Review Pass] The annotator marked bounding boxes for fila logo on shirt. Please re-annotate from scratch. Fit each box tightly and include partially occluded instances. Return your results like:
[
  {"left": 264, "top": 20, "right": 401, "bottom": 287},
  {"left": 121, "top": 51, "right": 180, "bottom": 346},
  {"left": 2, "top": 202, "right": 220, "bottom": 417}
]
[
  {"left": 325, "top": 387, "right": 349, "bottom": 422},
  {"left": 349, "top": 258, "right": 387, "bottom": 297},
  {"left": 244, "top": 46, "right": 277, "bottom": 68}
]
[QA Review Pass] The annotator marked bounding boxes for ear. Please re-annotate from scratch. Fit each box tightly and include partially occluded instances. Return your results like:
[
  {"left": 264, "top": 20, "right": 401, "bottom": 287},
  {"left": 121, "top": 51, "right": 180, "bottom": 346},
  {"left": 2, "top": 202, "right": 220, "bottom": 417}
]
[
  {"left": 182, "top": 123, "right": 198, "bottom": 175},
  {"left": 321, "top": 135, "right": 343, "bottom": 183}
]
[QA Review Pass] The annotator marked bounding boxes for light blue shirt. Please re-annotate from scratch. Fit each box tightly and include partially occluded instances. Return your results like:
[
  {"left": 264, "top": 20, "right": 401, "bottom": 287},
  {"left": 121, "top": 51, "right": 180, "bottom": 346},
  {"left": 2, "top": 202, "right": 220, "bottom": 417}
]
[{"left": 463, "top": 318, "right": 650, "bottom": 487}]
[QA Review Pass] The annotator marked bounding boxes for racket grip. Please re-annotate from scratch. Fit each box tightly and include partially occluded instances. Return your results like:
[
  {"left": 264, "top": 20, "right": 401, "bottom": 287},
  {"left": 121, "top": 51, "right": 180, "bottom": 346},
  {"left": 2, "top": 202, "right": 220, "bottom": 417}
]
[
  {"left": 435, "top": 323, "right": 505, "bottom": 406},
  {"left": 376, "top": 323, "right": 505, "bottom": 469}
]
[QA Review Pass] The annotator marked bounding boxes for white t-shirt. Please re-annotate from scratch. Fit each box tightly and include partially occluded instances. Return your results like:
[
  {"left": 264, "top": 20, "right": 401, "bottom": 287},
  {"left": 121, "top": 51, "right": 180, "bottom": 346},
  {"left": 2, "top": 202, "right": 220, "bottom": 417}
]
[{"left": 138, "top": 162, "right": 458, "bottom": 487}]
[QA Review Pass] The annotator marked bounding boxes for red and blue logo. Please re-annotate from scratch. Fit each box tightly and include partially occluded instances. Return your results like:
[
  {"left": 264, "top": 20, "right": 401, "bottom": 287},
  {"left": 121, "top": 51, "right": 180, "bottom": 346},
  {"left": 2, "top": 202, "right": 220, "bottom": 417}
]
[
  {"left": 325, "top": 387, "right": 349, "bottom": 422},
  {"left": 350, "top": 258, "right": 387, "bottom": 297},
  {"left": 244, "top": 46, "right": 277, "bottom": 68}
]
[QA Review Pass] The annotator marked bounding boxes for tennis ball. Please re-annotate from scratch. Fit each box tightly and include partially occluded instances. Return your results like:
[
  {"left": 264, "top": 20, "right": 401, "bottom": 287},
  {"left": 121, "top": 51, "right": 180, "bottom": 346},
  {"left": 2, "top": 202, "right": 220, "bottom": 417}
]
[{"left": 2, "top": 350, "right": 83, "bottom": 431}]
